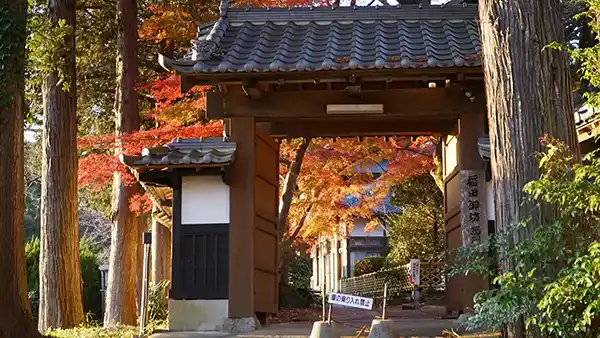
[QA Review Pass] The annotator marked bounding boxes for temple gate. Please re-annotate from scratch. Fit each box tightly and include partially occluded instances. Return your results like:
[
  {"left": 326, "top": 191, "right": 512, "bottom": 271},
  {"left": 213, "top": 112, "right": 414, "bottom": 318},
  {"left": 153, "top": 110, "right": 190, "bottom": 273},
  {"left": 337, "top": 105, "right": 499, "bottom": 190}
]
[{"left": 125, "top": 0, "right": 492, "bottom": 332}]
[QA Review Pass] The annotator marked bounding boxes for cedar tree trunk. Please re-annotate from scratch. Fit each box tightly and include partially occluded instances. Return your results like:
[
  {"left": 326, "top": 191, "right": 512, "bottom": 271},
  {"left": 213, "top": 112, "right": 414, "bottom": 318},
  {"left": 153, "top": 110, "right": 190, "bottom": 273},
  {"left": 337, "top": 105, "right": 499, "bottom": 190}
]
[
  {"left": 151, "top": 211, "right": 171, "bottom": 284},
  {"left": 0, "top": 1, "right": 42, "bottom": 336},
  {"left": 38, "top": 0, "right": 84, "bottom": 331},
  {"left": 278, "top": 138, "right": 311, "bottom": 284},
  {"left": 104, "top": 178, "right": 139, "bottom": 326},
  {"left": 103, "top": 0, "right": 141, "bottom": 326},
  {"left": 479, "top": 1, "right": 579, "bottom": 336},
  {"left": 136, "top": 213, "right": 147, "bottom": 309},
  {"left": 479, "top": 0, "right": 579, "bottom": 246}
]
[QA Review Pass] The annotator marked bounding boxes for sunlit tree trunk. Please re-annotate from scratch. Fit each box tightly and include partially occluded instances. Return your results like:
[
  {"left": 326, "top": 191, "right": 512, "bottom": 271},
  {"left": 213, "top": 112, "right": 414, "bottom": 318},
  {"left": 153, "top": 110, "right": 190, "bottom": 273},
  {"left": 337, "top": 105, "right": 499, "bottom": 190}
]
[
  {"left": 103, "top": 0, "right": 141, "bottom": 326},
  {"left": 104, "top": 179, "right": 139, "bottom": 326},
  {"left": 38, "top": 0, "right": 84, "bottom": 331},
  {"left": 0, "top": 1, "right": 42, "bottom": 336},
  {"left": 151, "top": 209, "right": 171, "bottom": 284},
  {"left": 479, "top": 0, "right": 580, "bottom": 336},
  {"left": 278, "top": 138, "right": 311, "bottom": 284},
  {"left": 430, "top": 138, "right": 443, "bottom": 192}
]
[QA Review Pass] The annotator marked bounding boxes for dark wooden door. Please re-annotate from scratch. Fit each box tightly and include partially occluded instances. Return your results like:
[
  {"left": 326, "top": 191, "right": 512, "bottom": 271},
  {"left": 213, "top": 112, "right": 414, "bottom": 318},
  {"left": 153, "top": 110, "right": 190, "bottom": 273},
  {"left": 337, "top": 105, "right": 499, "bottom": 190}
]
[{"left": 179, "top": 223, "right": 229, "bottom": 299}]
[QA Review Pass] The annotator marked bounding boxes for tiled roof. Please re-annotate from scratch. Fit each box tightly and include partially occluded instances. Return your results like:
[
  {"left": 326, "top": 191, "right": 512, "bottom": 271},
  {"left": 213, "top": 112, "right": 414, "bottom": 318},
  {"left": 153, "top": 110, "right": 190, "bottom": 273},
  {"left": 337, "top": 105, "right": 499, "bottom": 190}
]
[
  {"left": 159, "top": 0, "right": 482, "bottom": 75},
  {"left": 477, "top": 136, "right": 490, "bottom": 161},
  {"left": 121, "top": 138, "right": 236, "bottom": 168}
]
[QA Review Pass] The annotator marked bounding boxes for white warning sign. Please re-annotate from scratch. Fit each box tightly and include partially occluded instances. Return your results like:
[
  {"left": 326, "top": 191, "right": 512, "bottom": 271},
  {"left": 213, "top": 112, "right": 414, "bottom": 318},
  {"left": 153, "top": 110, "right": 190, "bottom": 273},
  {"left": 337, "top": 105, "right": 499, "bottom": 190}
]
[{"left": 329, "top": 292, "right": 373, "bottom": 310}]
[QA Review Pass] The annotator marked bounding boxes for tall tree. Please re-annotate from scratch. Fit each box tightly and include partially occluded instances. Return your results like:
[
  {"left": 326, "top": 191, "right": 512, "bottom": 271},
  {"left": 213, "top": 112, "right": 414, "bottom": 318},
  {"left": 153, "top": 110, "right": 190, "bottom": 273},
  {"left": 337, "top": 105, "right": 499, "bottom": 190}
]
[
  {"left": 479, "top": 0, "right": 580, "bottom": 246},
  {"left": 387, "top": 174, "right": 444, "bottom": 264},
  {"left": 38, "top": 0, "right": 84, "bottom": 331},
  {"left": 0, "top": 1, "right": 42, "bottom": 336},
  {"left": 478, "top": 1, "right": 580, "bottom": 336},
  {"left": 103, "top": 0, "right": 142, "bottom": 326},
  {"left": 278, "top": 137, "right": 311, "bottom": 284}
]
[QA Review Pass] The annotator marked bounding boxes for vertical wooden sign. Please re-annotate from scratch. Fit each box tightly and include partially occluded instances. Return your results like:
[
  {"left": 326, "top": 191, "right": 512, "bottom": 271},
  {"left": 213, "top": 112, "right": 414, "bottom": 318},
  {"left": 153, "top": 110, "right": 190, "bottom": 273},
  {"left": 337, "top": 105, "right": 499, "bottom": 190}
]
[{"left": 460, "top": 170, "right": 488, "bottom": 246}]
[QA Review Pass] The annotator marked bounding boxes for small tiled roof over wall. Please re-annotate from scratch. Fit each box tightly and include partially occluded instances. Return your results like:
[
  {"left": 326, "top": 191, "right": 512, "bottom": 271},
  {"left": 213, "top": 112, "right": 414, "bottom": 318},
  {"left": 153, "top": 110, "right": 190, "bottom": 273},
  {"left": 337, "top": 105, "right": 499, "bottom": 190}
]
[
  {"left": 121, "top": 138, "right": 236, "bottom": 228},
  {"left": 122, "top": 138, "right": 236, "bottom": 168},
  {"left": 160, "top": 0, "right": 482, "bottom": 75}
]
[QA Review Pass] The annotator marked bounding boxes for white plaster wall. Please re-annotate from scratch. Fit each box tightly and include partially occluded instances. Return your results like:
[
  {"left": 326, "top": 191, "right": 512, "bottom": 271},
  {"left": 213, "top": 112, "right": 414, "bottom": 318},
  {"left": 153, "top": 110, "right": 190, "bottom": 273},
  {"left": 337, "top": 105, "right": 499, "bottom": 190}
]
[
  {"left": 181, "top": 176, "right": 229, "bottom": 224},
  {"left": 486, "top": 180, "right": 495, "bottom": 221},
  {"left": 168, "top": 299, "right": 228, "bottom": 331},
  {"left": 444, "top": 136, "right": 458, "bottom": 177}
]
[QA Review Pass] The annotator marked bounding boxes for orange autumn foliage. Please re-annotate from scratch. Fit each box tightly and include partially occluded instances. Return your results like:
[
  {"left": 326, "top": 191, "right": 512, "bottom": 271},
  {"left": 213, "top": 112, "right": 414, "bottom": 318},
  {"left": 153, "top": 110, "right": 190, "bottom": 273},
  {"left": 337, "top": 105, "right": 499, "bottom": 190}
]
[
  {"left": 281, "top": 137, "right": 436, "bottom": 246},
  {"left": 139, "top": 0, "right": 312, "bottom": 48},
  {"left": 81, "top": 0, "right": 439, "bottom": 223}
]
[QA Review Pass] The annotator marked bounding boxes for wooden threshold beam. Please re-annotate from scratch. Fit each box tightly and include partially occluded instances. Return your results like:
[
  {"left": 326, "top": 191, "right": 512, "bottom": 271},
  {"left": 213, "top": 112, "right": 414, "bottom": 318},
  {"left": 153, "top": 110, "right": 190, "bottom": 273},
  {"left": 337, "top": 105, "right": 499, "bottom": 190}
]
[
  {"left": 207, "top": 87, "right": 484, "bottom": 121},
  {"left": 259, "top": 119, "right": 456, "bottom": 138}
]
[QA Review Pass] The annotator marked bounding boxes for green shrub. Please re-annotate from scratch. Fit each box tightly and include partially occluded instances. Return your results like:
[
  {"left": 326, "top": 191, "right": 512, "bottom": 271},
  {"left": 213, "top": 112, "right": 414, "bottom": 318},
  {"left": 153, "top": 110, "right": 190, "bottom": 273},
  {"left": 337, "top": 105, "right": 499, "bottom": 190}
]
[
  {"left": 288, "top": 253, "right": 312, "bottom": 289},
  {"left": 79, "top": 237, "right": 102, "bottom": 320},
  {"left": 148, "top": 280, "right": 170, "bottom": 322},
  {"left": 452, "top": 137, "right": 600, "bottom": 335},
  {"left": 354, "top": 256, "right": 386, "bottom": 276},
  {"left": 25, "top": 236, "right": 103, "bottom": 321},
  {"left": 536, "top": 242, "right": 600, "bottom": 337},
  {"left": 25, "top": 238, "right": 40, "bottom": 321}
]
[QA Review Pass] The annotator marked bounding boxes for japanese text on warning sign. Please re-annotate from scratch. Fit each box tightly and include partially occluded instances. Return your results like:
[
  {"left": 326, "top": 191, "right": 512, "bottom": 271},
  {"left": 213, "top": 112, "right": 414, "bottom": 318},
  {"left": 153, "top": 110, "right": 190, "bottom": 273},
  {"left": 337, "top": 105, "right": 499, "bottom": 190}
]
[{"left": 329, "top": 292, "right": 373, "bottom": 310}]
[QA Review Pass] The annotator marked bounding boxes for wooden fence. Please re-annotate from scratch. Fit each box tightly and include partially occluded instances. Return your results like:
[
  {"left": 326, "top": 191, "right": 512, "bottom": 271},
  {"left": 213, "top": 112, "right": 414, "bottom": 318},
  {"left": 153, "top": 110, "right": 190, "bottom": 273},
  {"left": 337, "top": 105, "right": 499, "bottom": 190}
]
[{"left": 340, "top": 262, "right": 445, "bottom": 300}]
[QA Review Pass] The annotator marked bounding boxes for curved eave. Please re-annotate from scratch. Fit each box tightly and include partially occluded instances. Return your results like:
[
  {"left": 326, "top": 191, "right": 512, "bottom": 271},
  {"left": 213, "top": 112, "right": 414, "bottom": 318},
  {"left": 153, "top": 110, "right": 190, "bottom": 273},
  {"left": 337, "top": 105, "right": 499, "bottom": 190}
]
[
  {"left": 159, "top": 54, "right": 196, "bottom": 73},
  {"left": 120, "top": 154, "right": 234, "bottom": 171},
  {"left": 163, "top": 65, "right": 484, "bottom": 87}
]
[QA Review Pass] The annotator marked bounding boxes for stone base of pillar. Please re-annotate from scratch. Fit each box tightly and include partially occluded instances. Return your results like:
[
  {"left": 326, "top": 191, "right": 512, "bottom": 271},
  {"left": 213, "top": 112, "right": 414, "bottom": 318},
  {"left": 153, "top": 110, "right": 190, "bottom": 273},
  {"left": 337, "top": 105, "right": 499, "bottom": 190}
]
[
  {"left": 168, "top": 299, "right": 228, "bottom": 332},
  {"left": 223, "top": 316, "right": 261, "bottom": 333}
]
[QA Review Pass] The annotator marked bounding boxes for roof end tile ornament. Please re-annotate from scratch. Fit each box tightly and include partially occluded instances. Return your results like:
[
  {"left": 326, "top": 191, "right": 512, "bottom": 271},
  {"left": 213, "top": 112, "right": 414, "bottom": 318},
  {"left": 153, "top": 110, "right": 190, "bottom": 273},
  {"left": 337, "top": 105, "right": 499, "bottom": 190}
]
[
  {"left": 219, "top": 0, "right": 228, "bottom": 17},
  {"left": 191, "top": 0, "right": 228, "bottom": 61}
]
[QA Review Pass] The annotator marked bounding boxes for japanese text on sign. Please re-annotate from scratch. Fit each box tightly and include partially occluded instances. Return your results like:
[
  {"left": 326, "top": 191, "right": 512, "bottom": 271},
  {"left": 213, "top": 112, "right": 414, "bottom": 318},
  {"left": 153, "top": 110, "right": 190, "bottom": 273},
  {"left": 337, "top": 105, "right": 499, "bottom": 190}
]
[
  {"left": 409, "top": 259, "right": 420, "bottom": 286},
  {"left": 460, "top": 170, "right": 488, "bottom": 246},
  {"left": 329, "top": 292, "right": 373, "bottom": 310}
]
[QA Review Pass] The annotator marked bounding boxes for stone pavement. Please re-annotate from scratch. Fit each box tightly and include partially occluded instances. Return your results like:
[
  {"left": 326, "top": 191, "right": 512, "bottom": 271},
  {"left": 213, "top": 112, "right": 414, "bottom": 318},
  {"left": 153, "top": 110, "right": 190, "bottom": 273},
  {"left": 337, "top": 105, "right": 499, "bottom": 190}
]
[
  {"left": 150, "top": 320, "right": 461, "bottom": 338},
  {"left": 150, "top": 306, "right": 465, "bottom": 338}
]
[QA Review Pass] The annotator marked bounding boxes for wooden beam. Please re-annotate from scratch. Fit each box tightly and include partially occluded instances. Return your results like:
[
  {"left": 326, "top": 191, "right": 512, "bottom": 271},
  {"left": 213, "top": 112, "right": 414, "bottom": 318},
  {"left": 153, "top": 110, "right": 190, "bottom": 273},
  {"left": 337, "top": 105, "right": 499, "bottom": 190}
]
[
  {"left": 228, "top": 117, "right": 256, "bottom": 318},
  {"left": 207, "top": 87, "right": 485, "bottom": 121},
  {"left": 259, "top": 118, "right": 456, "bottom": 138}
]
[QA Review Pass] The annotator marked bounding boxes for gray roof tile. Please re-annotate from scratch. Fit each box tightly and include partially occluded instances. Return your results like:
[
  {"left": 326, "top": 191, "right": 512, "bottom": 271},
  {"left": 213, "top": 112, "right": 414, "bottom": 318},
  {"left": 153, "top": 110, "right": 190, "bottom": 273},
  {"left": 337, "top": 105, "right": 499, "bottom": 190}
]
[
  {"left": 121, "top": 138, "right": 236, "bottom": 168},
  {"left": 159, "top": 1, "right": 481, "bottom": 74}
]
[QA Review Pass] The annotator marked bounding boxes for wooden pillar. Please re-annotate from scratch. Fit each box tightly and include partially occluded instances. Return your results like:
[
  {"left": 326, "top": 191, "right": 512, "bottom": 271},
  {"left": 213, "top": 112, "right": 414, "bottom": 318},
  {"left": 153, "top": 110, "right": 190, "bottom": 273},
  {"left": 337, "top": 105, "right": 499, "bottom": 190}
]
[
  {"left": 459, "top": 111, "right": 485, "bottom": 171},
  {"left": 228, "top": 117, "right": 256, "bottom": 318},
  {"left": 455, "top": 110, "right": 488, "bottom": 310},
  {"left": 151, "top": 211, "right": 171, "bottom": 284}
]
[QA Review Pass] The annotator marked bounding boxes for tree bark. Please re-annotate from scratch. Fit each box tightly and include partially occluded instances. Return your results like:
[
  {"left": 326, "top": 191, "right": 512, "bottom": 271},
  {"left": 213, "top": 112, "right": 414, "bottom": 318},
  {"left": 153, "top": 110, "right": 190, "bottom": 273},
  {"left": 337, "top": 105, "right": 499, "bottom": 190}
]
[
  {"left": 278, "top": 138, "right": 311, "bottom": 238},
  {"left": 479, "top": 0, "right": 580, "bottom": 244},
  {"left": 430, "top": 138, "right": 444, "bottom": 193},
  {"left": 103, "top": 0, "right": 140, "bottom": 327},
  {"left": 278, "top": 138, "right": 311, "bottom": 285},
  {"left": 38, "top": 0, "right": 84, "bottom": 331},
  {"left": 0, "top": 1, "right": 42, "bottom": 336},
  {"left": 151, "top": 211, "right": 171, "bottom": 284},
  {"left": 478, "top": 1, "right": 580, "bottom": 336},
  {"left": 136, "top": 213, "right": 147, "bottom": 310},
  {"left": 104, "top": 178, "right": 139, "bottom": 326}
]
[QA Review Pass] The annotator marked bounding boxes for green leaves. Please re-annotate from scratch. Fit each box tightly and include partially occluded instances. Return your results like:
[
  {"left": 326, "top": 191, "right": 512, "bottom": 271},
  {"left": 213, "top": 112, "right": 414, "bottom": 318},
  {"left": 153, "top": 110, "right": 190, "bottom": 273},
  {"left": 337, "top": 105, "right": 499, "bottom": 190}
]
[
  {"left": 536, "top": 241, "right": 600, "bottom": 337},
  {"left": 27, "top": 14, "right": 73, "bottom": 92},
  {"left": 0, "top": 3, "right": 27, "bottom": 120}
]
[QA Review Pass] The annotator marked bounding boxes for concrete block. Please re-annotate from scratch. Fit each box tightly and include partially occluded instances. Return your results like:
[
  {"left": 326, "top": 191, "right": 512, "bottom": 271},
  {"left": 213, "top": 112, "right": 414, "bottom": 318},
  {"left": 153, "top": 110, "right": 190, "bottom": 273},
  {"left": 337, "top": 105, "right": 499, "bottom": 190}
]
[
  {"left": 168, "top": 299, "right": 228, "bottom": 332},
  {"left": 367, "top": 319, "right": 397, "bottom": 338},
  {"left": 223, "top": 316, "right": 260, "bottom": 334},
  {"left": 309, "top": 321, "right": 341, "bottom": 338}
]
